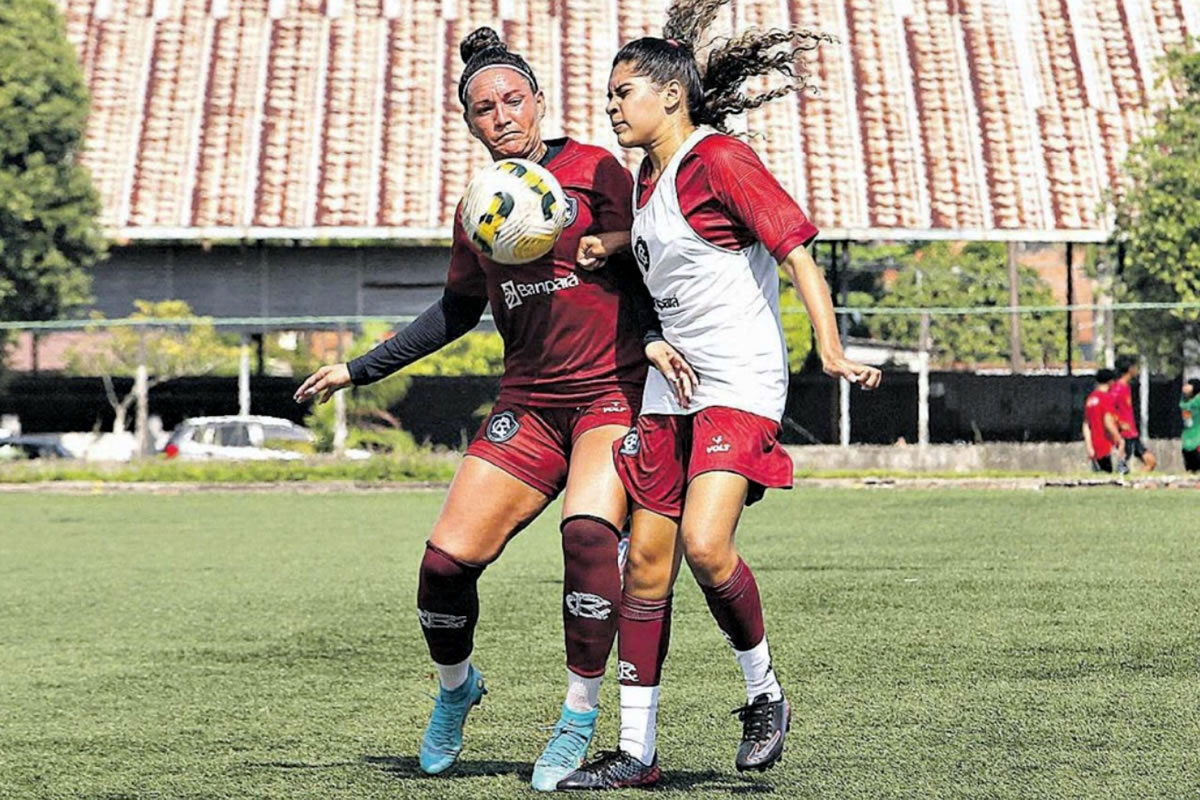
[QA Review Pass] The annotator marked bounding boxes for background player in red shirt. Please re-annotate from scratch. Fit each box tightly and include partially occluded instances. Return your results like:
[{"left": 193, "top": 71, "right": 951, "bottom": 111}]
[
  {"left": 1083, "top": 369, "right": 1124, "bottom": 473},
  {"left": 559, "top": 1, "right": 881, "bottom": 789},
  {"left": 1109, "top": 355, "right": 1157, "bottom": 471},
  {"left": 295, "top": 27, "right": 656, "bottom": 790}
]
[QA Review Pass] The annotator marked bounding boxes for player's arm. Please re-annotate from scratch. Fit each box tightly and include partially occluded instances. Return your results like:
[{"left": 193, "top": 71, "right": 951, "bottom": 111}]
[
  {"left": 1103, "top": 410, "right": 1123, "bottom": 448},
  {"left": 1082, "top": 418, "right": 1094, "bottom": 458},
  {"left": 294, "top": 290, "right": 487, "bottom": 404},
  {"left": 702, "top": 140, "right": 879, "bottom": 390}
]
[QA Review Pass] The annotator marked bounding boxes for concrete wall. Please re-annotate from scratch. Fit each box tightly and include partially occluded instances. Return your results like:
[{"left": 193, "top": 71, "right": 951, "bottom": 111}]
[{"left": 787, "top": 440, "right": 1189, "bottom": 474}]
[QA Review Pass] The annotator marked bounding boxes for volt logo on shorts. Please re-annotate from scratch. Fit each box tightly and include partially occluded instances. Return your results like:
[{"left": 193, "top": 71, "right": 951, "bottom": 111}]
[
  {"left": 601, "top": 402, "right": 628, "bottom": 414},
  {"left": 565, "top": 591, "right": 612, "bottom": 620},
  {"left": 418, "top": 608, "right": 467, "bottom": 629},
  {"left": 706, "top": 435, "right": 732, "bottom": 454},
  {"left": 500, "top": 273, "right": 581, "bottom": 310},
  {"left": 485, "top": 410, "right": 521, "bottom": 443},
  {"left": 619, "top": 430, "right": 641, "bottom": 456}
]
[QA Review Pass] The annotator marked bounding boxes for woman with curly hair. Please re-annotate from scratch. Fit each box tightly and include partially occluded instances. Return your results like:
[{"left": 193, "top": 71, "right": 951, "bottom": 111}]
[
  {"left": 296, "top": 26, "right": 658, "bottom": 790},
  {"left": 557, "top": 1, "right": 881, "bottom": 789}
]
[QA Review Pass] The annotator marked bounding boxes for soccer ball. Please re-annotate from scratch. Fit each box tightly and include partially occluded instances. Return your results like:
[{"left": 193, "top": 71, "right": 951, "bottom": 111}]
[{"left": 460, "top": 159, "right": 569, "bottom": 264}]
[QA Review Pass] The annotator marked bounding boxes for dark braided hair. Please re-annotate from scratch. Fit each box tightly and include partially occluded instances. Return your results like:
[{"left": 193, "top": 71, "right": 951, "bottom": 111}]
[
  {"left": 458, "top": 26, "right": 539, "bottom": 106},
  {"left": 614, "top": 0, "right": 833, "bottom": 134}
]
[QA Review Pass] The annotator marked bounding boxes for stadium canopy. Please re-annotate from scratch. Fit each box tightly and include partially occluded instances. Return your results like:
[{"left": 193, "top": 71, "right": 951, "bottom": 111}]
[{"left": 60, "top": 0, "right": 1197, "bottom": 245}]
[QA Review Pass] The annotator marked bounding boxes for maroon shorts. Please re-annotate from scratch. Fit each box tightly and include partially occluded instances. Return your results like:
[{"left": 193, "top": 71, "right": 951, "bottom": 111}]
[
  {"left": 612, "top": 407, "right": 794, "bottom": 518},
  {"left": 466, "top": 389, "right": 639, "bottom": 497}
]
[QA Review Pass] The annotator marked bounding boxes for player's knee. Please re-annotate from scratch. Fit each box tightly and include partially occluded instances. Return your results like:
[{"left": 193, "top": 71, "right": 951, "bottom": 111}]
[
  {"left": 683, "top": 539, "right": 736, "bottom": 585},
  {"left": 561, "top": 515, "right": 620, "bottom": 566},
  {"left": 419, "top": 541, "right": 485, "bottom": 587},
  {"left": 624, "top": 541, "right": 674, "bottom": 596}
]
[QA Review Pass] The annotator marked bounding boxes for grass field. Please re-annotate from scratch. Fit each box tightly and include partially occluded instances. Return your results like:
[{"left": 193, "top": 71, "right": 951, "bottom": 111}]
[{"left": 2, "top": 488, "right": 1197, "bottom": 799}]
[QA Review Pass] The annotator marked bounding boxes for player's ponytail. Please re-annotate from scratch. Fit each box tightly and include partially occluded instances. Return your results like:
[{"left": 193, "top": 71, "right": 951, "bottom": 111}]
[
  {"left": 613, "top": 0, "right": 832, "bottom": 134},
  {"left": 457, "top": 26, "right": 540, "bottom": 106}
]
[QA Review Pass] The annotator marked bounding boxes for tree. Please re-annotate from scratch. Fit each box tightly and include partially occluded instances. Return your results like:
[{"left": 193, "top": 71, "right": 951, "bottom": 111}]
[
  {"left": 0, "top": 0, "right": 106, "bottom": 337},
  {"left": 855, "top": 242, "right": 1067, "bottom": 368},
  {"left": 1111, "top": 45, "right": 1200, "bottom": 375},
  {"left": 65, "top": 301, "right": 240, "bottom": 433}
]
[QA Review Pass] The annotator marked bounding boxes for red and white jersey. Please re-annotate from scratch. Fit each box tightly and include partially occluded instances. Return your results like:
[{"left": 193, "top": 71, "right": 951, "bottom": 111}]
[{"left": 630, "top": 127, "right": 817, "bottom": 421}]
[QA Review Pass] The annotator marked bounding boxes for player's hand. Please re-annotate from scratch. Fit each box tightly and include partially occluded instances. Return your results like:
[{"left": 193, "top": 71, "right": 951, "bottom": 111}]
[
  {"left": 294, "top": 363, "right": 351, "bottom": 405},
  {"left": 646, "top": 341, "right": 699, "bottom": 408},
  {"left": 822, "top": 355, "right": 882, "bottom": 390},
  {"left": 575, "top": 231, "right": 631, "bottom": 271}
]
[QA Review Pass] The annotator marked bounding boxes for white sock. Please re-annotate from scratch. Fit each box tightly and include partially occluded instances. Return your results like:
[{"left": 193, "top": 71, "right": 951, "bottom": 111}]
[
  {"left": 618, "top": 685, "right": 660, "bottom": 765},
  {"left": 734, "top": 638, "right": 782, "bottom": 703},
  {"left": 565, "top": 669, "right": 603, "bottom": 713},
  {"left": 436, "top": 657, "right": 471, "bottom": 691}
]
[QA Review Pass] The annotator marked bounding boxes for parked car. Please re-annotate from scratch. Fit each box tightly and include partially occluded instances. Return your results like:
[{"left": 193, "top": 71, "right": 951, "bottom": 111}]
[
  {"left": 163, "top": 416, "right": 314, "bottom": 461},
  {"left": 0, "top": 434, "right": 75, "bottom": 461}
]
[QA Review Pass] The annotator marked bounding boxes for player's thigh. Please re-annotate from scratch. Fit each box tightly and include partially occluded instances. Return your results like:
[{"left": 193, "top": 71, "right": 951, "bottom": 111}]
[
  {"left": 429, "top": 455, "right": 551, "bottom": 564},
  {"left": 561, "top": 423, "right": 629, "bottom": 528},
  {"left": 624, "top": 505, "right": 683, "bottom": 599},
  {"left": 679, "top": 471, "right": 749, "bottom": 583}
]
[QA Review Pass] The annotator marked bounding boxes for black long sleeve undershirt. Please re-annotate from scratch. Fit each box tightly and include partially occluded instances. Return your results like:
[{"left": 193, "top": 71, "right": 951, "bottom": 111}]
[{"left": 347, "top": 290, "right": 488, "bottom": 385}]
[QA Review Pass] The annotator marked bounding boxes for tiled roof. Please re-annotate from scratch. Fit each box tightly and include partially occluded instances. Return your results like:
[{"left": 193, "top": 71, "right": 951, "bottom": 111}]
[{"left": 58, "top": 0, "right": 1194, "bottom": 240}]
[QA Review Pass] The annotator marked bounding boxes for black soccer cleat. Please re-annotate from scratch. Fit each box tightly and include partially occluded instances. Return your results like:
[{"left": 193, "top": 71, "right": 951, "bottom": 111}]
[
  {"left": 733, "top": 693, "right": 791, "bottom": 772},
  {"left": 556, "top": 749, "right": 661, "bottom": 790}
]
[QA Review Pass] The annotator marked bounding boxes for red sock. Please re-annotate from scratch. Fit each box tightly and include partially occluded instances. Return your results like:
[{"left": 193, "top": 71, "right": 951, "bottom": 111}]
[
  {"left": 699, "top": 558, "right": 765, "bottom": 651},
  {"left": 561, "top": 516, "right": 621, "bottom": 677},
  {"left": 617, "top": 592, "right": 672, "bottom": 686},
  {"left": 416, "top": 542, "right": 484, "bottom": 665}
]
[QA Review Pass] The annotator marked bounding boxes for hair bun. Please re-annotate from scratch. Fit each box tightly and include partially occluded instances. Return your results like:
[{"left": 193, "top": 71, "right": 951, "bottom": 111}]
[{"left": 460, "top": 27, "right": 506, "bottom": 63}]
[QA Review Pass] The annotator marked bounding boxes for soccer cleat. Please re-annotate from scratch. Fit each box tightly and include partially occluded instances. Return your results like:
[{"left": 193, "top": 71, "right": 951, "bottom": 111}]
[
  {"left": 733, "top": 693, "right": 790, "bottom": 772},
  {"left": 556, "top": 749, "right": 660, "bottom": 790},
  {"left": 418, "top": 665, "right": 487, "bottom": 775},
  {"left": 530, "top": 705, "right": 599, "bottom": 791}
]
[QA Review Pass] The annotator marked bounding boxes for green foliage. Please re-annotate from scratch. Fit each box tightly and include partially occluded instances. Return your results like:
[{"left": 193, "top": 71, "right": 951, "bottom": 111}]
[
  {"left": 855, "top": 242, "right": 1067, "bottom": 367},
  {"left": 0, "top": 0, "right": 105, "bottom": 331},
  {"left": 65, "top": 300, "right": 241, "bottom": 379},
  {"left": 400, "top": 331, "right": 505, "bottom": 376},
  {"left": 1111, "top": 45, "right": 1200, "bottom": 372},
  {"left": 779, "top": 279, "right": 814, "bottom": 371}
]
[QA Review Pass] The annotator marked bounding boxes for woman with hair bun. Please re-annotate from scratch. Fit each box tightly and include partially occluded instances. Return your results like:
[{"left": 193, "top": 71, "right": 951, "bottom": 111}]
[
  {"left": 557, "top": 1, "right": 881, "bottom": 789},
  {"left": 296, "top": 26, "right": 657, "bottom": 790}
]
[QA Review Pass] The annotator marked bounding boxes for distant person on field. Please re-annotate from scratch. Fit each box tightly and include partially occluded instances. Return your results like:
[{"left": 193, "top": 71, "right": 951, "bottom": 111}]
[
  {"left": 1084, "top": 369, "right": 1123, "bottom": 474},
  {"left": 1108, "top": 355, "right": 1157, "bottom": 472},
  {"left": 1180, "top": 378, "right": 1200, "bottom": 473}
]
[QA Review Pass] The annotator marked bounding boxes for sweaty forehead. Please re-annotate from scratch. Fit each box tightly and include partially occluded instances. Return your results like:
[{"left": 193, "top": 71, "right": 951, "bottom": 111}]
[{"left": 465, "top": 66, "right": 535, "bottom": 103}]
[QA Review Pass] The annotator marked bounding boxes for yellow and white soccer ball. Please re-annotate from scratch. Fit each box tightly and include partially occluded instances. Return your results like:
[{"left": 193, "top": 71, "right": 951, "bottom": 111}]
[{"left": 460, "top": 159, "right": 569, "bottom": 264}]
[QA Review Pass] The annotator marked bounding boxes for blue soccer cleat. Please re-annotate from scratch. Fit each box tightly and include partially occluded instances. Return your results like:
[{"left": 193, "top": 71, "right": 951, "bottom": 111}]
[
  {"left": 531, "top": 704, "right": 599, "bottom": 791},
  {"left": 418, "top": 665, "right": 487, "bottom": 775}
]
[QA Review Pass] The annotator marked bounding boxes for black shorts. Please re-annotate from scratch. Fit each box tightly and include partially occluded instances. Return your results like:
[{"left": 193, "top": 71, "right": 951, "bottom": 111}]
[
  {"left": 1184, "top": 449, "right": 1200, "bottom": 473},
  {"left": 1124, "top": 436, "right": 1149, "bottom": 461},
  {"left": 1091, "top": 456, "right": 1113, "bottom": 474}
]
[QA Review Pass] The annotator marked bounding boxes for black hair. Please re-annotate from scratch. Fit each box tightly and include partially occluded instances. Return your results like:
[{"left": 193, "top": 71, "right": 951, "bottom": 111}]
[
  {"left": 1186, "top": 378, "right": 1200, "bottom": 395},
  {"left": 612, "top": 0, "right": 833, "bottom": 134},
  {"left": 1115, "top": 354, "right": 1137, "bottom": 375},
  {"left": 458, "top": 27, "right": 539, "bottom": 106},
  {"left": 1096, "top": 368, "right": 1116, "bottom": 384}
]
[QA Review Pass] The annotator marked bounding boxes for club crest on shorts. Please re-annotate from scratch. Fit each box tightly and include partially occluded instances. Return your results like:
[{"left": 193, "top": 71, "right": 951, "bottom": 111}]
[
  {"left": 634, "top": 237, "right": 650, "bottom": 272},
  {"left": 619, "top": 429, "right": 641, "bottom": 456},
  {"left": 485, "top": 410, "right": 520, "bottom": 443}
]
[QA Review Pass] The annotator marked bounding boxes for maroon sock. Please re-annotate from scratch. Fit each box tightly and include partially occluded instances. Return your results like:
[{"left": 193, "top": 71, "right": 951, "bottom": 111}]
[
  {"left": 699, "top": 558, "right": 765, "bottom": 651},
  {"left": 617, "top": 592, "right": 673, "bottom": 686},
  {"left": 417, "top": 542, "right": 485, "bottom": 665},
  {"left": 561, "top": 516, "right": 621, "bottom": 677}
]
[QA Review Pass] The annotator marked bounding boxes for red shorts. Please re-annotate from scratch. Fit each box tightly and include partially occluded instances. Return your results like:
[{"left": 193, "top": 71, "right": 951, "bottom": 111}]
[
  {"left": 613, "top": 407, "right": 794, "bottom": 518},
  {"left": 466, "top": 388, "right": 639, "bottom": 497}
]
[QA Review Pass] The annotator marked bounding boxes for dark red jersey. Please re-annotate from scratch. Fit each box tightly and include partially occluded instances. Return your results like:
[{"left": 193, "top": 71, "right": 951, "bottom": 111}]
[
  {"left": 636, "top": 133, "right": 818, "bottom": 259},
  {"left": 448, "top": 138, "right": 647, "bottom": 406},
  {"left": 1085, "top": 389, "right": 1118, "bottom": 459},
  {"left": 1107, "top": 379, "right": 1138, "bottom": 438}
]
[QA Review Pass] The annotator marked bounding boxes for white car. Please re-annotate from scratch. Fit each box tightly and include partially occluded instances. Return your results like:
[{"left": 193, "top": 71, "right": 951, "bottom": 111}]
[{"left": 163, "top": 416, "right": 314, "bottom": 461}]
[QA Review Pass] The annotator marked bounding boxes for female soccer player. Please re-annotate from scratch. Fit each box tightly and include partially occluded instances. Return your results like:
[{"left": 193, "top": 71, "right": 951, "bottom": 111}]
[
  {"left": 558, "top": 2, "right": 881, "bottom": 789},
  {"left": 295, "top": 27, "right": 655, "bottom": 791}
]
